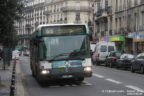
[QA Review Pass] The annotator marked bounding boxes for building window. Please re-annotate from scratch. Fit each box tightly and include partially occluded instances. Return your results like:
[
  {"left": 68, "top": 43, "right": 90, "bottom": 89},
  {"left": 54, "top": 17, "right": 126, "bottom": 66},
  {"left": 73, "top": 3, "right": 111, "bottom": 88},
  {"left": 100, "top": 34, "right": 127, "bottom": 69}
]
[
  {"left": 75, "top": 13, "right": 80, "bottom": 22},
  {"left": 76, "top": 2, "right": 80, "bottom": 10},
  {"left": 142, "top": 12, "right": 144, "bottom": 30}
]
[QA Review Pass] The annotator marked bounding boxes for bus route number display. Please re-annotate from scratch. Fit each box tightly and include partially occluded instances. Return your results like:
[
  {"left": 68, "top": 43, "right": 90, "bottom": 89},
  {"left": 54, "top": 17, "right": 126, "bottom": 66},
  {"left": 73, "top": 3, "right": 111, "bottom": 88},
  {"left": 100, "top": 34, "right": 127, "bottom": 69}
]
[{"left": 42, "top": 25, "right": 86, "bottom": 35}]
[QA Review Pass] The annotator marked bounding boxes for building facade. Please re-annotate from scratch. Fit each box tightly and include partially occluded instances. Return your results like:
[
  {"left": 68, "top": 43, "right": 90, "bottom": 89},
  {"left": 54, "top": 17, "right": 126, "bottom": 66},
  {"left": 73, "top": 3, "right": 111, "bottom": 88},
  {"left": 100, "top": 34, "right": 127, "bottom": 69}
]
[
  {"left": 93, "top": 0, "right": 113, "bottom": 40},
  {"left": 16, "top": 0, "right": 94, "bottom": 47},
  {"left": 94, "top": 0, "right": 144, "bottom": 53}
]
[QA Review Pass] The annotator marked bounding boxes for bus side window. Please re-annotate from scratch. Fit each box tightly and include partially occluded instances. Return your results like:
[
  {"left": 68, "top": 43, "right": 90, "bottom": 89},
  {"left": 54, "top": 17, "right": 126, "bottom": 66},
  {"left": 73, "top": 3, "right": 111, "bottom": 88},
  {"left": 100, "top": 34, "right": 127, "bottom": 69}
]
[{"left": 39, "top": 43, "right": 44, "bottom": 60}]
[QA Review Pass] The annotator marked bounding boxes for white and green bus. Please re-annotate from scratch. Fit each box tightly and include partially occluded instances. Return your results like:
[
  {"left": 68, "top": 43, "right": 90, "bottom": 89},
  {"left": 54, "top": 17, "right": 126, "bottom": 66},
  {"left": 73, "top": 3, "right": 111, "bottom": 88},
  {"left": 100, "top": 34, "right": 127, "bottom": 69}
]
[{"left": 30, "top": 24, "right": 92, "bottom": 83}]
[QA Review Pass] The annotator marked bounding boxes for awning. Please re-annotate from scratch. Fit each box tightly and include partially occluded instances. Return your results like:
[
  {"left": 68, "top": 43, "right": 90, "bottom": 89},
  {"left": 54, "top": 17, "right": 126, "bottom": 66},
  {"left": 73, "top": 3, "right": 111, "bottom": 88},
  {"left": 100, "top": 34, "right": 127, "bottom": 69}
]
[{"left": 16, "top": 45, "right": 23, "bottom": 51}]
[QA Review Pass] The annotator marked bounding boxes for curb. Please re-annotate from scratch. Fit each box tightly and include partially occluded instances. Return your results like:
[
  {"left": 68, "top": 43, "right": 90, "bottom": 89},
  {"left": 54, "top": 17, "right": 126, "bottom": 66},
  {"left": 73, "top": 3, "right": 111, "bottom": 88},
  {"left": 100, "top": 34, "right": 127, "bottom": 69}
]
[{"left": 15, "top": 60, "right": 29, "bottom": 96}]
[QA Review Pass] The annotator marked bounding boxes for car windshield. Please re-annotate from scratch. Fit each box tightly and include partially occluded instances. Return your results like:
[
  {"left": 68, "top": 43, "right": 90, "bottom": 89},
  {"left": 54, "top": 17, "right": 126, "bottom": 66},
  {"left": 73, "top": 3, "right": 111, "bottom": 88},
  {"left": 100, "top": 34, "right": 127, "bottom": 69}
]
[
  {"left": 39, "top": 35, "right": 90, "bottom": 60},
  {"left": 115, "top": 52, "right": 121, "bottom": 57},
  {"left": 100, "top": 45, "right": 107, "bottom": 52},
  {"left": 120, "top": 54, "right": 134, "bottom": 59},
  {"left": 108, "top": 46, "right": 114, "bottom": 52},
  {"left": 136, "top": 53, "right": 144, "bottom": 59}
]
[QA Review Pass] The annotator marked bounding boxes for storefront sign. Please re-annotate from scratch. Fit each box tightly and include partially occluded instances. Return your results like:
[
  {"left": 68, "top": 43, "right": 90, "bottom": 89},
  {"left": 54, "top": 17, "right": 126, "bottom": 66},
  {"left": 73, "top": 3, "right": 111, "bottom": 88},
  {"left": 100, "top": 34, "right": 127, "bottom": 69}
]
[
  {"left": 109, "top": 36, "right": 125, "bottom": 41},
  {"left": 128, "top": 33, "right": 134, "bottom": 38},
  {"left": 133, "top": 32, "right": 144, "bottom": 42},
  {"left": 104, "top": 36, "right": 109, "bottom": 41},
  {"left": 100, "top": 36, "right": 109, "bottom": 41}
]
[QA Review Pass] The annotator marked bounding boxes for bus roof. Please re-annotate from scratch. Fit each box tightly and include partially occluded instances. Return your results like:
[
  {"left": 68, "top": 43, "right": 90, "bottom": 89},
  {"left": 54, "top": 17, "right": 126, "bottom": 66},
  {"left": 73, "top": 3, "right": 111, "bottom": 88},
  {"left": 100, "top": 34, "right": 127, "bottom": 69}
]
[
  {"left": 31, "top": 24, "right": 89, "bottom": 38},
  {"left": 36, "top": 24, "right": 88, "bottom": 29}
]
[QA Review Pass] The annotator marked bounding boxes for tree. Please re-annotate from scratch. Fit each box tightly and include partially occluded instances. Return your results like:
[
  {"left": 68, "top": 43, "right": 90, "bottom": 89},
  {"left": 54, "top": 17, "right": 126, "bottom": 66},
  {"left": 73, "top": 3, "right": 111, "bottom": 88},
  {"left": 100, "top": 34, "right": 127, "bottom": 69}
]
[{"left": 0, "top": 0, "right": 23, "bottom": 47}]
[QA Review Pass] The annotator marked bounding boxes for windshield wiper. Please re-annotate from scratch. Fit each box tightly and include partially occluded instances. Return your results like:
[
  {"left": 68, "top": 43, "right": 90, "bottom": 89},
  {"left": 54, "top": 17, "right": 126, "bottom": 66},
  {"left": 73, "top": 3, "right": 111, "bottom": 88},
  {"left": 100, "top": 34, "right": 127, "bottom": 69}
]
[
  {"left": 69, "top": 49, "right": 87, "bottom": 56},
  {"left": 48, "top": 53, "right": 70, "bottom": 62}
]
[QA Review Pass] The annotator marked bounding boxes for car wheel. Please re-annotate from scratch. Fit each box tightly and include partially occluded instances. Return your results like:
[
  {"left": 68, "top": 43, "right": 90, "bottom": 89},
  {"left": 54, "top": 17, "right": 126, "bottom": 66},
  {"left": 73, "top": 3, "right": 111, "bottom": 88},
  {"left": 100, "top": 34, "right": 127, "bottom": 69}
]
[
  {"left": 116, "top": 64, "right": 119, "bottom": 69},
  {"left": 140, "top": 66, "right": 144, "bottom": 74},
  {"left": 96, "top": 61, "right": 100, "bottom": 66},
  {"left": 36, "top": 68, "right": 43, "bottom": 83},
  {"left": 104, "top": 61, "right": 108, "bottom": 67},
  {"left": 110, "top": 62, "right": 113, "bottom": 68},
  {"left": 131, "top": 66, "right": 135, "bottom": 73},
  {"left": 32, "top": 68, "right": 35, "bottom": 77}
]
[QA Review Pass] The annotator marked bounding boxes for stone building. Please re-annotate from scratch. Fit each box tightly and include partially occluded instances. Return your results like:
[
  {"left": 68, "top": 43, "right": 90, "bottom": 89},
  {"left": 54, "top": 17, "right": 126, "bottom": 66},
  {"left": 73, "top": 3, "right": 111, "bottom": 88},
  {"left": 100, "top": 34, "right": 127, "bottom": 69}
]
[
  {"left": 16, "top": 0, "right": 94, "bottom": 47},
  {"left": 93, "top": 0, "right": 113, "bottom": 40},
  {"left": 94, "top": 0, "right": 144, "bottom": 53}
]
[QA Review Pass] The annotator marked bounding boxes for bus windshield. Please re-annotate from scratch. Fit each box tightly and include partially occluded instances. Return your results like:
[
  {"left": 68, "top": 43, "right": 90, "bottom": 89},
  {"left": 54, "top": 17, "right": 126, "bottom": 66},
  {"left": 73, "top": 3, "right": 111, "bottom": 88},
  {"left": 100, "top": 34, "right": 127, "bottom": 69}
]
[
  {"left": 42, "top": 25, "right": 86, "bottom": 35},
  {"left": 39, "top": 35, "right": 90, "bottom": 61}
]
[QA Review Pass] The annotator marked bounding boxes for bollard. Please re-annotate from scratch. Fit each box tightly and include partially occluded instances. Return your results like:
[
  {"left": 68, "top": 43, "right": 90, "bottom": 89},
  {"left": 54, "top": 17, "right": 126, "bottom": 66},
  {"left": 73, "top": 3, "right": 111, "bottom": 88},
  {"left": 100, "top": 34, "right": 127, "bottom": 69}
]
[
  {"left": 10, "top": 85, "right": 15, "bottom": 96},
  {"left": 10, "top": 58, "right": 17, "bottom": 96},
  {"left": 0, "top": 76, "right": 1, "bottom": 85},
  {"left": 12, "top": 74, "right": 15, "bottom": 78}
]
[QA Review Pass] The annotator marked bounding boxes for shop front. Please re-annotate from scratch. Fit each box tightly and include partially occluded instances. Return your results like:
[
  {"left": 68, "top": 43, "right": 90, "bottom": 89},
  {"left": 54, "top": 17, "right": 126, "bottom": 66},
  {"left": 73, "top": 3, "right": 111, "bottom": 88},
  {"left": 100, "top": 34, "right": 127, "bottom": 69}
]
[{"left": 109, "top": 36, "right": 125, "bottom": 52}]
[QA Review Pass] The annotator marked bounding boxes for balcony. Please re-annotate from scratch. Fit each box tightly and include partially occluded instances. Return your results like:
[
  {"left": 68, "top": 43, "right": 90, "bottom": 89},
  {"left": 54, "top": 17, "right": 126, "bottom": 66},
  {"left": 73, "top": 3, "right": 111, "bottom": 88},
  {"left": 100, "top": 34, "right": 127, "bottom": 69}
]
[
  {"left": 61, "top": 6, "right": 93, "bottom": 12},
  {"left": 141, "top": 0, "right": 144, "bottom": 4},
  {"left": 34, "top": 3, "right": 44, "bottom": 8},
  {"left": 44, "top": 10, "right": 52, "bottom": 15},
  {"left": 95, "top": 10, "right": 102, "bottom": 17},
  {"left": 107, "top": 6, "right": 112, "bottom": 14},
  {"left": 25, "top": 24, "right": 31, "bottom": 28},
  {"left": 109, "top": 30, "right": 112, "bottom": 36},
  {"left": 19, "top": 34, "right": 30, "bottom": 39},
  {"left": 95, "top": 6, "right": 112, "bottom": 20}
]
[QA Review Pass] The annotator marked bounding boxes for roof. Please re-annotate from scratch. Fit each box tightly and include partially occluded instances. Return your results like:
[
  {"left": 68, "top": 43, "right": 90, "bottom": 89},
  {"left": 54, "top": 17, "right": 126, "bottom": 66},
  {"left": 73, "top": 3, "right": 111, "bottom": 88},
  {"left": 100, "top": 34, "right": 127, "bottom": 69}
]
[{"left": 37, "top": 24, "right": 88, "bottom": 29}]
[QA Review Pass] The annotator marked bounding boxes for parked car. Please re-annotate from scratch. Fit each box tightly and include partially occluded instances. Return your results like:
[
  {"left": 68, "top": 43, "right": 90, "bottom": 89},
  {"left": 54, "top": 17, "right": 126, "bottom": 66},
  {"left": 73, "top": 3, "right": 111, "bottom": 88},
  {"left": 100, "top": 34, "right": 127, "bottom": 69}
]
[
  {"left": 116, "top": 53, "right": 135, "bottom": 69},
  {"left": 23, "top": 50, "right": 30, "bottom": 56},
  {"left": 92, "top": 41, "right": 116, "bottom": 65},
  {"left": 131, "top": 53, "right": 144, "bottom": 74},
  {"left": 105, "top": 52, "right": 122, "bottom": 67}
]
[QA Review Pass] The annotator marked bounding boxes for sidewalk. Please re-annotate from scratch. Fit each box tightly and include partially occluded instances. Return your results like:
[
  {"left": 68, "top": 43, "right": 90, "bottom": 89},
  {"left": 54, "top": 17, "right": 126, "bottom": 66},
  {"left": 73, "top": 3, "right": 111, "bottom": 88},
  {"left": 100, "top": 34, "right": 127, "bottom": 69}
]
[{"left": 0, "top": 59, "right": 13, "bottom": 96}]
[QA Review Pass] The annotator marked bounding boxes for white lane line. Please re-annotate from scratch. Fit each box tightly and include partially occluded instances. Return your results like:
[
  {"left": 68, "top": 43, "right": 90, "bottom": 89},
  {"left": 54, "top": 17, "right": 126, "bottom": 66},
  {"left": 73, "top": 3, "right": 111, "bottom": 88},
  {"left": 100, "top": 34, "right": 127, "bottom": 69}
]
[
  {"left": 125, "top": 85, "right": 144, "bottom": 93},
  {"left": 93, "top": 74, "right": 104, "bottom": 78},
  {"left": 106, "top": 78, "right": 122, "bottom": 84},
  {"left": 83, "top": 81, "right": 92, "bottom": 86}
]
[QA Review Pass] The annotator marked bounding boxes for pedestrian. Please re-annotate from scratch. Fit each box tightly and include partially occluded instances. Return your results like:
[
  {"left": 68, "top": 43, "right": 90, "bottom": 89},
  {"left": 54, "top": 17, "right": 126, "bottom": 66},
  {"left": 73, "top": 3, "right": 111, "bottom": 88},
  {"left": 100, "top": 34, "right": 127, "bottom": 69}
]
[{"left": 0, "top": 48, "right": 2, "bottom": 60}]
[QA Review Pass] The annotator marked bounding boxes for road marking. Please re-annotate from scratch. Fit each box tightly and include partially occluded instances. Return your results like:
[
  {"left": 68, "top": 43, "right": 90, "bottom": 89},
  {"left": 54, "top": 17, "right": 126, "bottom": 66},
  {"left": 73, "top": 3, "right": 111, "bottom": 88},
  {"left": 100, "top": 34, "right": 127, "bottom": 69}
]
[
  {"left": 83, "top": 81, "right": 92, "bottom": 86},
  {"left": 49, "top": 81, "right": 92, "bottom": 88},
  {"left": 125, "top": 85, "right": 144, "bottom": 93},
  {"left": 106, "top": 78, "right": 122, "bottom": 84},
  {"left": 93, "top": 74, "right": 104, "bottom": 78}
]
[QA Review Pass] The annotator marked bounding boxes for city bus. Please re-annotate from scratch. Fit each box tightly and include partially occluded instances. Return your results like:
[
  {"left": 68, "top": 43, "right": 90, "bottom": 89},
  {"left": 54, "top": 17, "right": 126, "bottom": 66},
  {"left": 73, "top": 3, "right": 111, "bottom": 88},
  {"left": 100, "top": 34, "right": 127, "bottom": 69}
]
[{"left": 30, "top": 24, "right": 92, "bottom": 83}]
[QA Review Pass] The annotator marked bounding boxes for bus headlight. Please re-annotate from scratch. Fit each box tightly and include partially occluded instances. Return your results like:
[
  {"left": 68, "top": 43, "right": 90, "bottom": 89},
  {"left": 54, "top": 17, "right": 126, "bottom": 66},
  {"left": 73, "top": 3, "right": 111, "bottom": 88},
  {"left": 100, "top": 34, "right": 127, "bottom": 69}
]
[
  {"left": 41, "top": 69, "right": 49, "bottom": 75},
  {"left": 40, "top": 61, "right": 52, "bottom": 69},
  {"left": 84, "top": 67, "right": 92, "bottom": 72},
  {"left": 82, "top": 58, "right": 92, "bottom": 67}
]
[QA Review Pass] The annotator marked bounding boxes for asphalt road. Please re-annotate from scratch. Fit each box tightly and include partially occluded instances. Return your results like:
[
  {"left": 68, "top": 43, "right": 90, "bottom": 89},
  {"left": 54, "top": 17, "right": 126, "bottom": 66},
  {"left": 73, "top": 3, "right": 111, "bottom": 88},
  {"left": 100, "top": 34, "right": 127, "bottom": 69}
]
[{"left": 18, "top": 56, "right": 144, "bottom": 96}]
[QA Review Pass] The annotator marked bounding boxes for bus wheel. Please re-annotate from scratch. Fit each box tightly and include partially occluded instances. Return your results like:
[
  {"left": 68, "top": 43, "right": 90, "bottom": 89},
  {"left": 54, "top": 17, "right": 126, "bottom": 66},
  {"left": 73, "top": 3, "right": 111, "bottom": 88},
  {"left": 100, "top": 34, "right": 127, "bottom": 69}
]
[
  {"left": 77, "top": 77, "right": 84, "bottom": 82},
  {"left": 140, "top": 66, "right": 144, "bottom": 74},
  {"left": 131, "top": 66, "right": 135, "bottom": 73},
  {"left": 32, "top": 69, "right": 35, "bottom": 77},
  {"left": 36, "top": 70, "right": 41, "bottom": 81}
]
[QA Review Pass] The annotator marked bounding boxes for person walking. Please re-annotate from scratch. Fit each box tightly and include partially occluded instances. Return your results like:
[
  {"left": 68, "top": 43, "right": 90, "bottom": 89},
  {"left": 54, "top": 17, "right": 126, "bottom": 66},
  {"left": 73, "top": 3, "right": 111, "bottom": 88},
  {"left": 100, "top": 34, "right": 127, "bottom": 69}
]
[{"left": 0, "top": 48, "right": 2, "bottom": 60}]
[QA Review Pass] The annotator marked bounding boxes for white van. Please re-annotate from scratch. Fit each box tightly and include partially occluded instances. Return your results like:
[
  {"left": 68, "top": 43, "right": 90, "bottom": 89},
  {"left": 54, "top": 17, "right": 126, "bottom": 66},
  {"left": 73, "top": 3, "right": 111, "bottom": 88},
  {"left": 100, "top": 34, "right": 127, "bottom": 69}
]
[
  {"left": 92, "top": 41, "right": 116, "bottom": 65},
  {"left": 90, "top": 43, "right": 96, "bottom": 53}
]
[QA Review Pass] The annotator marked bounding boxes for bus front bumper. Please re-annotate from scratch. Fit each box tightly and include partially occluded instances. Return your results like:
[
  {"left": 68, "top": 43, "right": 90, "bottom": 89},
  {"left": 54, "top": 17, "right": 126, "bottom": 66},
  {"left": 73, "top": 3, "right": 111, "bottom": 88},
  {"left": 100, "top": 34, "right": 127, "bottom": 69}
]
[{"left": 39, "top": 68, "right": 92, "bottom": 80}]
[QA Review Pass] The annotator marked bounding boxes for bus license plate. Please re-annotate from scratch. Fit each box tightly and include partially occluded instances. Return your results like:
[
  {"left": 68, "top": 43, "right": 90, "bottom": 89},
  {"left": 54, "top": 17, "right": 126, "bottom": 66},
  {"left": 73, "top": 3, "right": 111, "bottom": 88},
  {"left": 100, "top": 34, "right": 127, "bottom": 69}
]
[{"left": 62, "top": 75, "right": 73, "bottom": 78}]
